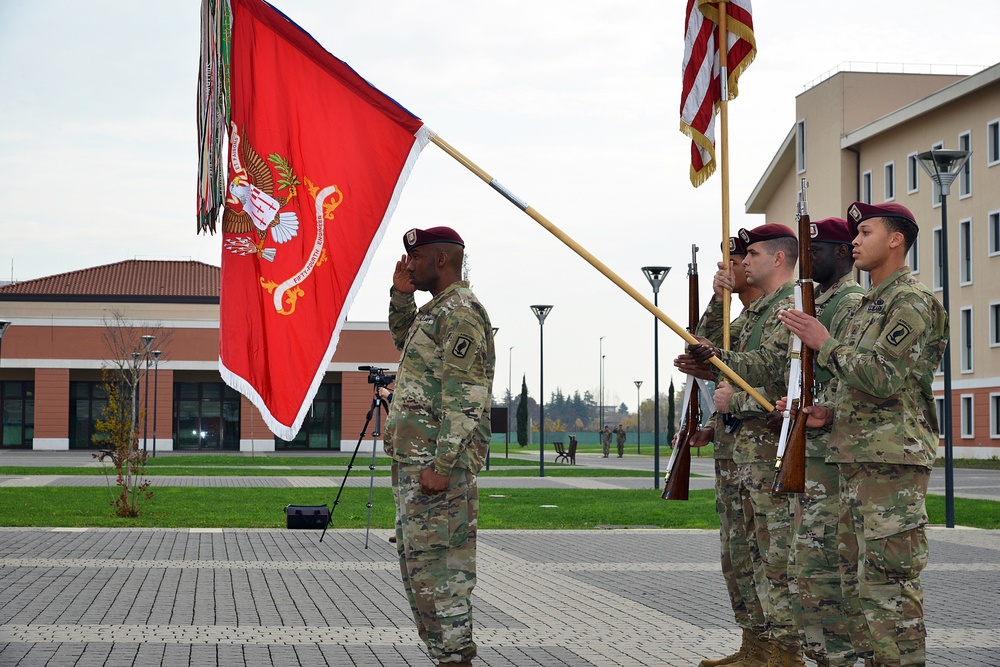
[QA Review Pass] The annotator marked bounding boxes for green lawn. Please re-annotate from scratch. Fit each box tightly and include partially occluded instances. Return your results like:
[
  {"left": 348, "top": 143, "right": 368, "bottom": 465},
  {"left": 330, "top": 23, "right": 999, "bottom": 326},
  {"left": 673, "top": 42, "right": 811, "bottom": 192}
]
[{"left": 2, "top": 487, "right": 996, "bottom": 530}]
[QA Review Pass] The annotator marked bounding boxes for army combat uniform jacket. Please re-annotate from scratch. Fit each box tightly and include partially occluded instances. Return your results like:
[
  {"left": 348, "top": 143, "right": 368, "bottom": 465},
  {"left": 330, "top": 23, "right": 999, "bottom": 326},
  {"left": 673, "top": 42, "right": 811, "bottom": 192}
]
[
  {"left": 817, "top": 267, "right": 947, "bottom": 467},
  {"left": 715, "top": 280, "right": 796, "bottom": 465},
  {"left": 384, "top": 281, "right": 495, "bottom": 476},
  {"left": 695, "top": 296, "right": 752, "bottom": 460}
]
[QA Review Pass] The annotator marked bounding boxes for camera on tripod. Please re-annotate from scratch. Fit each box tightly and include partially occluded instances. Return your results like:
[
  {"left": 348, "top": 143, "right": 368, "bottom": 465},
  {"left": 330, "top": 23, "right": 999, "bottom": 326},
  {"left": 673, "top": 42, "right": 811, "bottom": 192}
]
[{"left": 359, "top": 365, "right": 395, "bottom": 387}]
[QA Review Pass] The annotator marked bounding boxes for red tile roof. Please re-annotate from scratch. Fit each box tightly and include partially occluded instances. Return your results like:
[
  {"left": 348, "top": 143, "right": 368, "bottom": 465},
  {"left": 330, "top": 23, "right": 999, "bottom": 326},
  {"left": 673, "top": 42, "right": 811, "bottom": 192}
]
[{"left": 0, "top": 260, "right": 220, "bottom": 301}]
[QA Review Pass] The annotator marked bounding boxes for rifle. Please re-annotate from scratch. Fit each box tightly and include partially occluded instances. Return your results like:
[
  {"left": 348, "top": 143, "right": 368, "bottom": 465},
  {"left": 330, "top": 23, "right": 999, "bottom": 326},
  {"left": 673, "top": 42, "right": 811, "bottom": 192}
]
[
  {"left": 773, "top": 178, "right": 813, "bottom": 494},
  {"left": 663, "top": 244, "right": 701, "bottom": 500}
]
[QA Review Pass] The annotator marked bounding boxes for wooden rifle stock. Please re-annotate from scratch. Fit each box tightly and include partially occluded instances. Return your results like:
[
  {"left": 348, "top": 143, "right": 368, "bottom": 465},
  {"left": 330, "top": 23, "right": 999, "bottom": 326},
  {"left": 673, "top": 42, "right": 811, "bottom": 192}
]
[
  {"left": 663, "top": 245, "right": 700, "bottom": 500},
  {"left": 773, "top": 180, "right": 813, "bottom": 494}
]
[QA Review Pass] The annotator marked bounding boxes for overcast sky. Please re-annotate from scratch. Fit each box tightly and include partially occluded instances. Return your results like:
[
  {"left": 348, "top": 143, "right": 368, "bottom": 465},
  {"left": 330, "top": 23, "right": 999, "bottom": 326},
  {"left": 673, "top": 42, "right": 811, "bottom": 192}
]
[{"left": 1, "top": 1, "right": 996, "bottom": 415}]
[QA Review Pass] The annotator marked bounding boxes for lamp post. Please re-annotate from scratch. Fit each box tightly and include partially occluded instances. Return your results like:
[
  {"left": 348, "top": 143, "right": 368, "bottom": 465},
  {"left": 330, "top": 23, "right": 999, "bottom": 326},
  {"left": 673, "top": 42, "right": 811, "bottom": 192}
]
[
  {"left": 598, "top": 336, "right": 605, "bottom": 434},
  {"left": 531, "top": 305, "right": 553, "bottom": 477},
  {"left": 140, "top": 335, "right": 155, "bottom": 453},
  {"left": 642, "top": 266, "right": 670, "bottom": 489},
  {"left": 484, "top": 327, "right": 499, "bottom": 471},
  {"left": 634, "top": 380, "right": 643, "bottom": 454},
  {"left": 916, "top": 147, "right": 970, "bottom": 529},
  {"left": 507, "top": 346, "right": 514, "bottom": 458},
  {"left": 152, "top": 350, "right": 162, "bottom": 458}
]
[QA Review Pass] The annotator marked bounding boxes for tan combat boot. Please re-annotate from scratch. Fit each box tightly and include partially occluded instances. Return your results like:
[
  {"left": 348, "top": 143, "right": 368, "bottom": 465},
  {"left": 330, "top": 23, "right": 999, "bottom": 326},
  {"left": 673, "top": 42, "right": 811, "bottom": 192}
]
[
  {"left": 699, "top": 628, "right": 752, "bottom": 667},
  {"left": 764, "top": 644, "right": 806, "bottom": 667},
  {"left": 733, "top": 633, "right": 772, "bottom": 667}
]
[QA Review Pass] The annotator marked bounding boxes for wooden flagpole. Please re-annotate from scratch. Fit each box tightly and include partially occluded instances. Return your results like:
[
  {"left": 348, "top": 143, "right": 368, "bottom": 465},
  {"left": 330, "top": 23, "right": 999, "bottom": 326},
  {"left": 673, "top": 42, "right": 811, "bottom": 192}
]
[
  {"left": 430, "top": 133, "right": 774, "bottom": 413},
  {"left": 719, "top": 2, "right": 732, "bottom": 350}
]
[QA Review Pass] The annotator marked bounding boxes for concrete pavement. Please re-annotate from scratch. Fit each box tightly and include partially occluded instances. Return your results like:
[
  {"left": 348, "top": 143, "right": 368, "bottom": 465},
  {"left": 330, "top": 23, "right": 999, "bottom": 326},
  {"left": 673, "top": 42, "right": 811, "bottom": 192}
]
[{"left": 1, "top": 451, "right": 999, "bottom": 666}]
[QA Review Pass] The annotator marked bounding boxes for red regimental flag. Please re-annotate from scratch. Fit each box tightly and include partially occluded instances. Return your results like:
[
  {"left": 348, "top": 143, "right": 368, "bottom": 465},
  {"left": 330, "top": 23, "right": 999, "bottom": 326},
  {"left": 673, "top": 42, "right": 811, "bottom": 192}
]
[
  {"left": 200, "top": 0, "right": 429, "bottom": 440},
  {"left": 679, "top": 0, "right": 756, "bottom": 187}
]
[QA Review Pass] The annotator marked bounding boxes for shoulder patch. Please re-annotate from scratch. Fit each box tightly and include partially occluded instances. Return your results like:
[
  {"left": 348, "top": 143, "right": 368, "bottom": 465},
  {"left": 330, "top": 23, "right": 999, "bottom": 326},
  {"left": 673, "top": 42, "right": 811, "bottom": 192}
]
[
  {"left": 451, "top": 334, "right": 473, "bottom": 359},
  {"left": 885, "top": 320, "right": 913, "bottom": 347}
]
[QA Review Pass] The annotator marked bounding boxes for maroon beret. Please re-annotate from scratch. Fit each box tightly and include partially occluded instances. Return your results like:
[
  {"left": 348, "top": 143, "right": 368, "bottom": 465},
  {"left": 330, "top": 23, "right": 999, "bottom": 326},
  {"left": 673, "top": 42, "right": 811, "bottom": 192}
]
[
  {"left": 738, "top": 223, "right": 796, "bottom": 247},
  {"left": 811, "top": 217, "right": 853, "bottom": 245},
  {"left": 403, "top": 226, "right": 465, "bottom": 252},
  {"left": 846, "top": 201, "right": 917, "bottom": 236},
  {"left": 725, "top": 235, "right": 749, "bottom": 256}
]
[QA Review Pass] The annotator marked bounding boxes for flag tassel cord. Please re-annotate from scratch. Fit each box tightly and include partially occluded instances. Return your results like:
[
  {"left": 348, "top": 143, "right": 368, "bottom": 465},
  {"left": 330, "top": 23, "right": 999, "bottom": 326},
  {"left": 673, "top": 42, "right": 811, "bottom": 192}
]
[{"left": 429, "top": 133, "right": 775, "bottom": 413}]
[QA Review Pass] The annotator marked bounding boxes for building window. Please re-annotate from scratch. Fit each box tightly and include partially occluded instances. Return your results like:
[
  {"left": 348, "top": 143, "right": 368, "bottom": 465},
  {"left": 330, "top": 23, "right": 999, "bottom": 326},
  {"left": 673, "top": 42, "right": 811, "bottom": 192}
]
[
  {"left": 69, "top": 381, "right": 112, "bottom": 449},
  {"left": 935, "top": 397, "right": 945, "bottom": 437},
  {"left": 960, "top": 395, "right": 974, "bottom": 438},
  {"left": 796, "top": 119, "right": 806, "bottom": 173},
  {"left": 991, "top": 394, "right": 1000, "bottom": 438},
  {"left": 861, "top": 170, "right": 872, "bottom": 204},
  {"left": 989, "top": 210, "right": 1000, "bottom": 256},
  {"left": 907, "top": 153, "right": 919, "bottom": 193},
  {"left": 1, "top": 381, "right": 35, "bottom": 449},
  {"left": 960, "top": 307, "right": 973, "bottom": 373},
  {"left": 959, "top": 132, "right": 972, "bottom": 198},
  {"left": 959, "top": 218, "right": 972, "bottom": 285},
  {"left": 276, "top": 383, "right": 342, "bottom": 450},
  {"left": 933, "top": 227, "right": 943, "bottom": 291},
  {"left": 991, "top": 302, "right": 1000, "bottom": 347},
  {"left": 989, "top": 119, "right": 1000, "bottom": 166},
  {"left": 884, "top": 161, "right": 895, "bottom": 201},
  {"left": 907, "top": 235, "right": 919, "bottom": 274},
  {"left": 173, "top": 382, "right": 241, "bottom": 450}
]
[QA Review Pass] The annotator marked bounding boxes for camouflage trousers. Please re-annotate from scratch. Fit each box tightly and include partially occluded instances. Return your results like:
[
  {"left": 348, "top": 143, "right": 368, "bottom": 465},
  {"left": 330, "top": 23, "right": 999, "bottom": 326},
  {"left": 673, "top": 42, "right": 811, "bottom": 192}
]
[
  {"left": 838, "top": 463, "right": 930, "bottom": 667},
  {"left": 790, "top": 457, "right": 854, "bottom": 666},
  {"left": 393, "top": 463, "right": 479, "bottom": 664},
  {"left": 737, "top": 461, "right": 798, "bottom": 652},
  {"left": 716, "top": 458, "right": 766, "bottom": 636}
]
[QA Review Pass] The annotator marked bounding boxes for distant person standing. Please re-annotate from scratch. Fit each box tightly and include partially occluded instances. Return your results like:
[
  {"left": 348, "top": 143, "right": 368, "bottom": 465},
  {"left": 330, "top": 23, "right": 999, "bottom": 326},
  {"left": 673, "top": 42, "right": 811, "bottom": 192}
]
[
  {"left": 600, "top": 425, "right": 613, "bottom": 458},
  {"left": 614, "top": 424, "right": 626, "bottom": 458},
  {"left": 384, "top": 226, "right": 496, "bottom": 667}
]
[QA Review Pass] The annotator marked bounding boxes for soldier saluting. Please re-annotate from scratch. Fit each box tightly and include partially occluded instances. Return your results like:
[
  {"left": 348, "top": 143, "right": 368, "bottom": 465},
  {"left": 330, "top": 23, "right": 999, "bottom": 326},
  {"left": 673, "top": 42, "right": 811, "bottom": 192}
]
[
  {"left": 384, "top": 226, "right": 496, "bottom": 667},
  {"left": 778, "top": 202, "right": 948, "bottom": 667}
]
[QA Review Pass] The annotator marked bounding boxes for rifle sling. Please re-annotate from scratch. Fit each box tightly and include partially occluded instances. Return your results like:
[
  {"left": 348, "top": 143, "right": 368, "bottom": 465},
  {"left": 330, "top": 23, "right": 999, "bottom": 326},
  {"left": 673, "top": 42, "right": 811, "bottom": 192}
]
[
  {"left": 814, "top": 284, "right": 865, "bottom": 384},
  {"left": 746, "top": 285, "right": 795, "bottom": 350}
]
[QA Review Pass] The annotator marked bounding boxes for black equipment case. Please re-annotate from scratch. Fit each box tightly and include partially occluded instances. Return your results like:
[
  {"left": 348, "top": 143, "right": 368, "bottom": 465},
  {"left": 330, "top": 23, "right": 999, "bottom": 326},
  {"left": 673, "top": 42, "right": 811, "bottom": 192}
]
[{"left": 285, "top": 504, "right": 330, "bottom": 529}]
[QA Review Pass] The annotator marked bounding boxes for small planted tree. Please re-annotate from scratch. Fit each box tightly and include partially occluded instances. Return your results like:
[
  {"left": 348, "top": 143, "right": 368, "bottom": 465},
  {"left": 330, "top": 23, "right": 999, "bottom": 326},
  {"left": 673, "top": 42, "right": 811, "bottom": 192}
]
[
  {"left": 93, "top": 367, "right": 152, "bottom": 517},
  {"left": 516, "top": 375, "right": 529, "bottom": 447}
]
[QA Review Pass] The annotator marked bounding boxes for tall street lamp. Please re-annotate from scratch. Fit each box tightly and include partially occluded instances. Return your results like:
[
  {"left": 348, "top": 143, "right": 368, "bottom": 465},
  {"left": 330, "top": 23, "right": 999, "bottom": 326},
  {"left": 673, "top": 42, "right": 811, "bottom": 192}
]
[
  {"left": 642, "top": 266, "right": 670, "bottom": 489},
  {"left": 599, "top": 336, "right": 605, "bottom": 433},
  {"left": 507, "top": 346, "right": 514, "bottom": 458},
  {"left": 152, "top": 350, "right": 162, "bottom": 458},
  {"left": 531, "top": 305, "right": 553, "bottom": 477},
  {"left": 634, "top": 380, "right": 643, "bottom": 454},
  {"left": 916, "top": 147, "right": 970, "bottom": 529},
  {"left": 141, "top": 335, "right": 155, "bottom": 453}
]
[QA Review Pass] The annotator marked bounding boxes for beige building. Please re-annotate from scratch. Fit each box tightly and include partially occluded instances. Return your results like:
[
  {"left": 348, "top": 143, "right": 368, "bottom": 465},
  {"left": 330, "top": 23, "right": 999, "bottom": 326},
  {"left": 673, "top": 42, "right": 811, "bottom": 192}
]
[
  {"left": 0, "top": 260, "right": 400, "bottom": 453},
  {"left": 748, "top": 63, "right": 1000, "bottom": 459}
]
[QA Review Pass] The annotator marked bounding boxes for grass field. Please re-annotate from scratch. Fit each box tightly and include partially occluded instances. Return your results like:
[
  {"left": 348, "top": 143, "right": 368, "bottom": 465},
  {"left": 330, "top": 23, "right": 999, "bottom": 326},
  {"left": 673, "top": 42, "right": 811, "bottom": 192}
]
[{"left": 2, "top": 486, "right": 996, "bottom": 530}]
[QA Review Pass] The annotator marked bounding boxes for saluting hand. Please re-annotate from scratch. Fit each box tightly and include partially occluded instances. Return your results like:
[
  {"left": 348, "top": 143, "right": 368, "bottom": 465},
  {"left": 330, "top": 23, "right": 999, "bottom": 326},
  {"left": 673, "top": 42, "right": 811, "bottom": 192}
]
[{"left": 393, "top": 254, "right": 416, "bottom": 293}]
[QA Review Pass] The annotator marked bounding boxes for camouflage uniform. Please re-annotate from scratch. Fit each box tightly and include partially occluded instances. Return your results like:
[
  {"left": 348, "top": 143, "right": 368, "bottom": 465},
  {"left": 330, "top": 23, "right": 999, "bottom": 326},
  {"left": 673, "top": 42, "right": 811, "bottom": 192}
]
[
  {"left": 384, "top": 281, "right": 496, "bottom": 665},
  {"left": 601, "top": 426, "right": 612, "bottom": 458},
  {"left": 696, "top": 297, "right": 767, "bottom": 644},
  {"left": 817, "top": 267, "right": 948, "bottom": 667},
  {"left": 790, "top": 274, "right": 864, "bottom": 667},
  {"left": 715, "top": 280, "right": 799, "bottom": 656},
  {"left": 614, "top": 425, "right": 626, "bottom": 457}
]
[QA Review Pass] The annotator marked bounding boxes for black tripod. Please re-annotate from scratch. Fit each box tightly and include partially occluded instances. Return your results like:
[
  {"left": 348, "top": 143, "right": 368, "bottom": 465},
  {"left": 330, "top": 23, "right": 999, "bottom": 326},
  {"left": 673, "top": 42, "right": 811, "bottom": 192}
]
[{"left": 321, "top": 385, "right": 390, "bottom": 546}]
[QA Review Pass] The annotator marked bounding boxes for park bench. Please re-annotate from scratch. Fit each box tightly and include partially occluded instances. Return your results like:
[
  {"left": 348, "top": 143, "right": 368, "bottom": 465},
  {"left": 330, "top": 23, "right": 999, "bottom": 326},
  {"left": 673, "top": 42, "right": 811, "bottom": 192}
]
[{"left": 554, "top": 436, "right": 577, "bottom": 465}]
